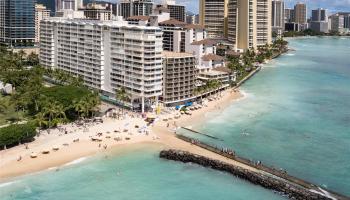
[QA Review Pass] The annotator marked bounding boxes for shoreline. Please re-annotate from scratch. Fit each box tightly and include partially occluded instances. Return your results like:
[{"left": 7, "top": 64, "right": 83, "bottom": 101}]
[{"left": 0, "top": 87, "right": 243, "bottom": 182}]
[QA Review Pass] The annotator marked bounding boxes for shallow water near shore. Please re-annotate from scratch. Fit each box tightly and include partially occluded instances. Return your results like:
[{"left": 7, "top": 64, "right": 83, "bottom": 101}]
[
  {"left": 184, "top": 37, "right": 350, "bottom": 196},
  {"left": 0, "top": 144, "right": 286, "bottom": 200}
]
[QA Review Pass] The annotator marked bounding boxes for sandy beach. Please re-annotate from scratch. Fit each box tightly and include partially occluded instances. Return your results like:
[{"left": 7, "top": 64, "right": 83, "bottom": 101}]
[{"left": 0, "top": 88, "right": 243, "bottom": 181}]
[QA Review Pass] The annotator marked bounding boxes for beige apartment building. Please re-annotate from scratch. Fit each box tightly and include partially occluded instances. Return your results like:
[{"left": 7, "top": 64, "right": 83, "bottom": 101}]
[
  {"left": 202, "top": 0, "right": 271, "bottom": 51},
  {"left": 35, "top": 4, "right": 50, "bottom": 43},
  {"left": 199, "top": 0, "right": 229, "bottom": 38},
  {"left": 294, "top": 3, "right": 307, "bottom": 24},
  {"left": 162, "top": 51, "right": 197, "bottom": 106}
]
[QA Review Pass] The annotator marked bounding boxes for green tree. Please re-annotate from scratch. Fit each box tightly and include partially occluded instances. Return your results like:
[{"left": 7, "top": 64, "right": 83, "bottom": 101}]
[{"left": 35, "top": 112, "right": 48, "bottom": 130}]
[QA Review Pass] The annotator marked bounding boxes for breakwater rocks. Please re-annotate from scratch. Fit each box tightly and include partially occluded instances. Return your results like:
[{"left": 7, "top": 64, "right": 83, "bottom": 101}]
[{"left": 160, "top": 149, "right": 332, "bottom": 200}]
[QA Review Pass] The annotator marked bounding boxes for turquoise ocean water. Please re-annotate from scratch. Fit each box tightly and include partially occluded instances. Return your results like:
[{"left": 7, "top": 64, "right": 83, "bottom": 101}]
[
  {"left": 181, "top": 37, "right": 350, "bottom": 196},
  {"left": 0, "top": 145, "right": 285, "bottom": 200},
  {"left": 1, "top": 37, "right": 349, "bottom": 199}
]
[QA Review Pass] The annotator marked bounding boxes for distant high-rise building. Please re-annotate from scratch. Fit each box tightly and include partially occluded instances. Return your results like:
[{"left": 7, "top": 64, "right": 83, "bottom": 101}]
[
  {"left": 35, "top": 4, "right": 50, "bottom": 43},
  {"left": 0, "top": 0, "right": 36, "bottom": 47},
  {"left": 256, "top": 0, "right": 272, "bottom": 46},
  {"left": 199, "top": 0, "right": 228, "bottom": 38},
  {"left": 310, "top": 8, "right": 328, "bottom": 33},
  {"left": 272, "top": 0, "right": 285, "bottom": 34},
  {"left": 167, "top": 4, "right": 185, "bottom": 22},
  {"left": 294, "top": 3, "right": 306, "bottom": 24},
  {"left": 330, "top": 14, "right": 345, "bottom": 33},
  {"left": 37, "top": 0, "right": 56, "bottom": 15},
  {"left": 186, "top": 13, "right": 199, "bottom": 24},
  {"left": 80, "top": 2, "right": 112, "bottom": 20},
  {"left": 284, "top": 8, "right": 294, "bottom": 23},
  {"left": 56, "top": 0, "right": 83, "bottom": 12},
  {"left": 344, "top": 14, "right": 350, "bottom": 29},
  {"left": 311, "top": 8, "right": 327, "bottom": 22},
  {"left": 118, "top": 0, "right": 153, "bottom": 19},
  {"left": 160, "top": 0, "right": 186, "bottom": 22}
]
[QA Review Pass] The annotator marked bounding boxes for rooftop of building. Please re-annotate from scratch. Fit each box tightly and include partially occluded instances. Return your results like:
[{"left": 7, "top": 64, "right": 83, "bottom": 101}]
[
  {"left": 158, "top": 18, "right": 187, "bottom": 26},
  {"left": 162, "top": 51, "right": 194, "bottom": 58},
  {"left": 42, "top": 17, "right": 160, "bottom": 30},
  {"left": 154, "top": 6, "right": 170, "bottom": 12},
  {"left": 127, "top": 15, "right": 151, "bottom": 21},
  {"left": 191, "top": 39, "right": 217, "bottom": 46},
  {"left": 202, "top": 54, "right": 224, "bottom": 62},
  {"left": 212, "top": 66, "right": 231, "bottom": 74}
]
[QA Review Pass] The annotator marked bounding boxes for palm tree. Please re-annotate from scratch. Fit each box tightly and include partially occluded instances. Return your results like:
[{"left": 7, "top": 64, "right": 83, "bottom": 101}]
[
  {"left": 72, "top": 99, "right": 84, "bottom": 119},
  {"left": 55, "top": 103, "right": 67, "bottom": 124},
  {"left": 35, "top": 112, "right": 48, "bottom": 131},
  {"left": 88, "top": 93, "right": 100, "bottom": 117},
  {"left": 43, "top": 101, "right": 59, "bottom": 128}
]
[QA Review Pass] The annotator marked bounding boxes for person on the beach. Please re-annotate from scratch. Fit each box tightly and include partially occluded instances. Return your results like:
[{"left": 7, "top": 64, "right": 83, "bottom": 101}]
[{"left": 17, "top": 155, "right": 22, "bottom": 161}]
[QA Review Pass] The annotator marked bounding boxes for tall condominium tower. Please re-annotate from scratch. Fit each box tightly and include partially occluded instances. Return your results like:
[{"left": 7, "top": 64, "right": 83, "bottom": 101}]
[
  {"left": 167, "top": 5, "right": 185, "bottom": 22},
  {"left": 311, "top": 8, "right": 327, "bottom": 22},
  {"left": 284, "top": 8, "right": 294, "bottom": 23},
  {"left": 272, "top": 0, "right": 285, "bottom": 33},
  {"left": 227, "top": 0, "right": 271, "bottom": 50},
  {"left": 56, "top": 0, "right": 83, "bottom": 12},
  {"left": 40, "top": 18, "right": 163, "bottom": 112},
  {"left": 37, "top": 0, "right": 56, "bottom": 15},
  {"left": 119, "top": 0, "right": 153, "bottom": 19},
  {"left": 310, "top": 8, "right": 328, "bottom": 33},
  {"left": 330, "top": 14, "right": 345, "bottom": 33},
  {"left": 294, "top": 3, "right": 306, "bottom": 24},
  {"left": 0, "top": 0, "right": 35, "bottom": 47},
  {"left": 256, "top": 0, "right": 272, "bottom": 45},
  {"left": 199, "top": 0, "right": 229, "bottom": 38},
  {"left": 344, "top": 14, "right": 350, "bottom": 29},
  {"left": 35, "top": 4, "right": 51, "bottom": 43}
]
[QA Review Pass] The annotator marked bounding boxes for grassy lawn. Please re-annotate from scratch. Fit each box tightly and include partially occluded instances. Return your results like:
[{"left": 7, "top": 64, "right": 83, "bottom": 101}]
[{"left": 0, "top": 95, "right": 27, "bottom": 126}]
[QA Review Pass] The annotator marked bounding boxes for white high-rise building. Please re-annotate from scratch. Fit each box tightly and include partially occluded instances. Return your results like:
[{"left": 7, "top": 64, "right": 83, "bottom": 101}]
[
  {"left": 40, "top": 18, "right": 163, "bottom": 112},
  {"left": 56, "top": 0, "right": 83, "bottom": 11},
  {"left": 330, "top": 14, "right": 345, "bottom": 33},
  {"left": 272, "top": 0, "right": 285, "bottom": 35},
  {"left": 256, "top": 0, "right": 272, "bottom": 46},
  {"left": 118, "top": 0, "right": 153, "bottom": 19}
]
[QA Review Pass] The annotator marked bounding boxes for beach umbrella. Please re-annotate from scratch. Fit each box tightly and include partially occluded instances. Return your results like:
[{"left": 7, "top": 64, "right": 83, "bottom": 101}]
[
  {"left": 30, "top": 153, "right": 38, "bottom": 158},
  {"left": 42, "top": 149, "right": 50, "bottom": 154},
  {"left": 52, "top": 146, "right": 59, "bottom": 151}
]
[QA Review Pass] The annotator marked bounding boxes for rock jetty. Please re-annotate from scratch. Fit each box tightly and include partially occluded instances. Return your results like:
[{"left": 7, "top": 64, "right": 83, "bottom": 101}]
[{"left": 160, "top": 149, "right": 332, "bottom": 200}]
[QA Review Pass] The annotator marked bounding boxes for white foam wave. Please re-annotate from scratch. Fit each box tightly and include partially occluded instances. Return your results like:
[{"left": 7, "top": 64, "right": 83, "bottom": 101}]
[
  {"left": 47, "top": 167, "right": 58, "bottom": 171},
  {"left": 286, "top": 53, "right": 295, "bottom": 56},
  {"left": 0, "top": 180, "right": 19, "bottom": 188},
  {"left": 239, "top": 90, "right": 253, "bottom": 100},
  {"left": 63, "top": 157, "right": 87, "bottom": 167},
  {"left": 262, "top": 64, "right": 278, "bottom": 68},
  {"left": 309, "top": 187, "right": 337, "bottom": 200}
]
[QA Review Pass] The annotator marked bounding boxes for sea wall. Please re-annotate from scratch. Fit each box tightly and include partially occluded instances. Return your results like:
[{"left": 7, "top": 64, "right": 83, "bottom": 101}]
[{"left": 160, "top": 149, "right": 331, "bottom": 200}]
